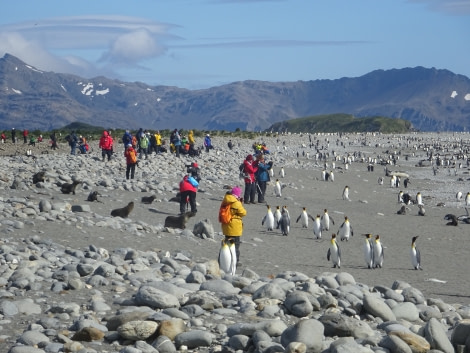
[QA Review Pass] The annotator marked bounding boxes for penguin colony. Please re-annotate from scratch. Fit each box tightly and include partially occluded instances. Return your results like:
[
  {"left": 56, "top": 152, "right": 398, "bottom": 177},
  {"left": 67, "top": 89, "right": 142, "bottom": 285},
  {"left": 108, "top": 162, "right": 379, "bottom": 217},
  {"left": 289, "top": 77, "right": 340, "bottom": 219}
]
[{"left": 254, "top": 142, "right": 469, "bottom": 274}]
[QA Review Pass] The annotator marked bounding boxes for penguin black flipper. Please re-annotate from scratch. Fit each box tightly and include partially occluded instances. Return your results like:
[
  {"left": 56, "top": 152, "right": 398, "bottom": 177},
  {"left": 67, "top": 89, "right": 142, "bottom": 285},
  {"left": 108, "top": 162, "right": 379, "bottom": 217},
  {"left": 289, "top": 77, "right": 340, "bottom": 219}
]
[
  {"left": 350, "top": 226, "right": 354, "bottom": 237},
  {"left": 327, "top": 248, "right": 331, "bottom": 261},
  {"left": 296, "top": 215, "right": 301, "bottom": 223},
  {"left": 330, "top": 216, "right": 335, "bottom": 225},
  {"left": 309, "top": 214, "right": 315, "bottom": 222}
]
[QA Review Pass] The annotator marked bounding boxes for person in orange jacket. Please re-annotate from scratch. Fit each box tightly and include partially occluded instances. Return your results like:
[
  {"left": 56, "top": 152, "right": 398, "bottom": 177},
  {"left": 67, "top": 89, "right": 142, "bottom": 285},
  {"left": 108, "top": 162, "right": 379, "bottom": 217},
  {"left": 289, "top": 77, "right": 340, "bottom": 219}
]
[{"left": 124, "top": 144, "right": 138, "bottom": 180}]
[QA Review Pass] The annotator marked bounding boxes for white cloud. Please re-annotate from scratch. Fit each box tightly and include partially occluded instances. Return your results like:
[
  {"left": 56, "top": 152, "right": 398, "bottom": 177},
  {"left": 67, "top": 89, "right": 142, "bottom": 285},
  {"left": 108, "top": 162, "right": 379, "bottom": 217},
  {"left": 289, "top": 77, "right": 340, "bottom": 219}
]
[
  {"left": 101, "top": 28, "right": 167, "bottom": 65},
  {"left": 0, "top": 15, "right": 178, "bottom": 78}
]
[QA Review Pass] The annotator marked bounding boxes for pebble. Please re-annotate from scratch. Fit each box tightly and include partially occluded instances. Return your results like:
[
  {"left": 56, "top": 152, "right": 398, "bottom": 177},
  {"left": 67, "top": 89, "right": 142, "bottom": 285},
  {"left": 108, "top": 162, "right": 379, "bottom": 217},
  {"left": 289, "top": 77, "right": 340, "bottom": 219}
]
[{"left": 0, "top": 135, "right": 469, "bottom": 353}]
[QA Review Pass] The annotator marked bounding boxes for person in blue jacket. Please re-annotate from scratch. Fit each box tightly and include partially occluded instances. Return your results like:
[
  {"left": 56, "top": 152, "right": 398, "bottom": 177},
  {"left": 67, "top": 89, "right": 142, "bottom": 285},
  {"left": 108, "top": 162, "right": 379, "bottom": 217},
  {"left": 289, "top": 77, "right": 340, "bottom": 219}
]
[{"left": 254, "top": 154, "right": 273, "bottom": 203}]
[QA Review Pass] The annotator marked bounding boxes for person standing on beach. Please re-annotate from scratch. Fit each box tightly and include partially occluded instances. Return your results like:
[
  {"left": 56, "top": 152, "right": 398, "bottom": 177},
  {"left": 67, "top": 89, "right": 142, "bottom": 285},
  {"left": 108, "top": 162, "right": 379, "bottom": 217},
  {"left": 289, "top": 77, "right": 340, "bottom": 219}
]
[
  {"left": 99, "top": 130, "right": 114, "bottom": 161},
  {"left": 124, "top": 144, "right": 138, "bottom": 180},
  {"left": 154, "top": 131, "right": 162, "bottom": 154},
  {"left": 122, "top": 130, "right": 133, "bottom": 148},
  {"left": 22, "top": 129, "right": 29, "bottom": 144},
  {"left": 220, "top": 186, "right": 247, "bottom": 265},
  {"left": 204, "top": 134, "right": 213, "bottom": 152},
  {"left": 242, "top": 154, "right": 257, "bottom": 204},
  {"left": 179, "top": 174, "right": 198, "bottom": 214},
  {"left": 171, "top": 129, "right": 182, "bottom": 157},
  {"left": 254, "top": 154, "right": 273, "bottom": 203},
  {"left": 68, "top": 131, "right": 78, "bottom": 155}
]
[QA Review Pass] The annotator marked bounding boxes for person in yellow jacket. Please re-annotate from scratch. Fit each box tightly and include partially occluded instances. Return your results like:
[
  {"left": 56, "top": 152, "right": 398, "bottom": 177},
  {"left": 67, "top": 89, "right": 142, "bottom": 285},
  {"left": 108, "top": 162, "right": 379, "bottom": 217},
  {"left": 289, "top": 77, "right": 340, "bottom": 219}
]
[
  {"left": 154, "top": 131, "right": 162, "bottom": 154},
  {"left": 221, "top": 186, "right": 247, "bottom": 265},
  {"left": 188, "top": 130, "right": 196, "bottom": 154}
]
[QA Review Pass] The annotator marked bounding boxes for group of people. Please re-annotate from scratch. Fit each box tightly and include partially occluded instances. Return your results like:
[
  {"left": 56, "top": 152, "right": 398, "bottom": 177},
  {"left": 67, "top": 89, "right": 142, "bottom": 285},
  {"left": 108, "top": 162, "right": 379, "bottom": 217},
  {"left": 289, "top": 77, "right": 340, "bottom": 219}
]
[
  {"left": 1, "top": 129, "right": 45, "bottom": 145},
  {"left": 241, "top": 153, "right": 273, "bottom": 204}
]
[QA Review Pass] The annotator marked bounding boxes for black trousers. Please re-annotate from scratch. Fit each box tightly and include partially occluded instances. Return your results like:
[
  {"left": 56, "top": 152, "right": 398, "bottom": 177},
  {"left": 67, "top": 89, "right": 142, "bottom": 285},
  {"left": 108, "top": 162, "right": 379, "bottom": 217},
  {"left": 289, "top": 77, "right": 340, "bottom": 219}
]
[
  {"left": 180, "top": 190, "right": 197, "bottom": 213},
  {"left": 126, "top": 163, "right": 136, "bottom": 179},
  {"left": 257, "top": 181, "right": 267, "bottom": 203},
  {"left": 244, "top": 182, "right": 256, "bottom": 203}
]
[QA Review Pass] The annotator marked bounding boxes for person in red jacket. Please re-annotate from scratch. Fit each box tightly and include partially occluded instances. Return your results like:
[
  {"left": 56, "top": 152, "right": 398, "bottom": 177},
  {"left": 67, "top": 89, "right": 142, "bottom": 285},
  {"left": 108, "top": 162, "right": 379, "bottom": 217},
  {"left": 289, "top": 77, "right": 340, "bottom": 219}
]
[
  {"left": 23, "top": 129, "right": 29, "bottom": 144},
  {"left": 179, "top": 175, "right": 198, "bottom": 214},
  {"left": 99, "top": 130, "right": 114, "bottom": 161},
  {"left": 242, "top": 154, "right": 257, "bottom": 204}
]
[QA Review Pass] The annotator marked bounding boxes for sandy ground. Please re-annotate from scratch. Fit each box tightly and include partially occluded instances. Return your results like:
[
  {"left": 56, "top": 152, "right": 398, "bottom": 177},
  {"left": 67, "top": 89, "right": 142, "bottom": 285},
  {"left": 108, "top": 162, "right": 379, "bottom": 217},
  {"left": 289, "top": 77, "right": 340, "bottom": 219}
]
[{"left": 1, "top": 134, "right": 470, "bottom": 306}]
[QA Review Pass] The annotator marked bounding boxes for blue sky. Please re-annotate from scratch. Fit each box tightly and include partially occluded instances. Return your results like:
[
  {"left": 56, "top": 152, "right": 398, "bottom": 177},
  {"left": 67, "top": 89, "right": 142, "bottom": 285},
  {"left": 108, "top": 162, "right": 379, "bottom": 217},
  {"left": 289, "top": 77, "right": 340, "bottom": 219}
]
[{"left": 1, "top": 0, "right": 469, "bottom": 89}]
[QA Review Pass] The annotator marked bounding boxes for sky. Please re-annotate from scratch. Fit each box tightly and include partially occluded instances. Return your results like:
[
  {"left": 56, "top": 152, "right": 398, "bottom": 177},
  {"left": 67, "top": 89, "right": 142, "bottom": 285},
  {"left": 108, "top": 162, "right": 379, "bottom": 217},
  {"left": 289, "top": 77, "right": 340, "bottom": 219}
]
[{"left": 1, "top": 0, "right": 469, "bottom": 90}]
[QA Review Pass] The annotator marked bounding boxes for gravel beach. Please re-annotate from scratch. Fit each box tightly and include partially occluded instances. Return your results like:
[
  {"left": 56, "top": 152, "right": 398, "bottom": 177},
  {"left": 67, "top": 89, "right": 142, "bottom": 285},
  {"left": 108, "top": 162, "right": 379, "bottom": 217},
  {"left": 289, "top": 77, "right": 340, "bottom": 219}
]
[{"left": 0, "top": 131, "right": 469, "bottom": 353}]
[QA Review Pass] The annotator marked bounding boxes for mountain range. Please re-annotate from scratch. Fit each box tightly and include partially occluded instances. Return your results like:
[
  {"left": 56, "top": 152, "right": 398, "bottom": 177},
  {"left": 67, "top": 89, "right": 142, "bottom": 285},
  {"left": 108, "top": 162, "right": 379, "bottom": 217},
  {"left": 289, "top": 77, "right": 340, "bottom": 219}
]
[{"left": 0, "top": 53, "right": 469, "bottom": 132}]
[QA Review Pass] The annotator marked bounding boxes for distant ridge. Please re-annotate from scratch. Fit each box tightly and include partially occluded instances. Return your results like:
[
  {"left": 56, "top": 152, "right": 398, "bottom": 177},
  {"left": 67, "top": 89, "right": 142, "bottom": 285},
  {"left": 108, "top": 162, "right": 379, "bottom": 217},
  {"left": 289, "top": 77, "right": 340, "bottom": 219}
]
[
  {"left": 0, "top": 53, "right": 469, "bottom": 132},
  {"left": 268, "top": 114, "right": 413, "bottom": 134}
]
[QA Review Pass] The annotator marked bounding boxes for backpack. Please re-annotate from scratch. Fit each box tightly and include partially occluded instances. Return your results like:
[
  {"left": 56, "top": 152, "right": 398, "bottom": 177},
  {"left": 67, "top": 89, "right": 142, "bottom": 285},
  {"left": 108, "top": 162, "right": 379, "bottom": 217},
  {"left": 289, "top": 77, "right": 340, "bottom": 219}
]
[
  {"left": 219, "top": 202, "right": 233, "bottom": 224},
  {"left": 127, "top": 149, "right": 137, "bottom": 164},
  {"left": 239, "top": 163, "right": 246, "bottom": 179}
]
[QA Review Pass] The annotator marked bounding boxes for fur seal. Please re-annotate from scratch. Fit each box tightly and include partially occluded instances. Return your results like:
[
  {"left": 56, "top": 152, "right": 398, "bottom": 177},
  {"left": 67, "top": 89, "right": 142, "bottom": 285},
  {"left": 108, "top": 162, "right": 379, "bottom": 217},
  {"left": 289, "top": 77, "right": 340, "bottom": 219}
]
[
  {"left": 141, "top": 195, "right": 156, "bottom": 204},
  {"left": 60, "top": 180, "right": 82, "bottom": 195},
  {"left": 397, "top": 205, "right": 409, "bottom": 215},
  {"left": 444, "top": 214, "right": 458, "bottom": 226},
  {"left": 32, "top": 171, "right": 46, "bottom": 184},
  {"left": 87, "top": 191, "right": 102, "bottom": 202},
  {"left": 111, "top": 202, "right": 134, "bottom": 218},
  {"left": 164, "top": 211, "right": 195, "bottom": 229}
]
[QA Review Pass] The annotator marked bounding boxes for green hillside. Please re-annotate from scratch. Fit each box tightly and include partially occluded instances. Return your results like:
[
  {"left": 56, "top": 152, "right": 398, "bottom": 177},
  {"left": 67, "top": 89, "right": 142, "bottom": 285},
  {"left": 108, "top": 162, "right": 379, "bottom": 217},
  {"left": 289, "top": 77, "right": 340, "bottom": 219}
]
[{"left": 268, "top": 114, "right": 413, "bottom": 133}]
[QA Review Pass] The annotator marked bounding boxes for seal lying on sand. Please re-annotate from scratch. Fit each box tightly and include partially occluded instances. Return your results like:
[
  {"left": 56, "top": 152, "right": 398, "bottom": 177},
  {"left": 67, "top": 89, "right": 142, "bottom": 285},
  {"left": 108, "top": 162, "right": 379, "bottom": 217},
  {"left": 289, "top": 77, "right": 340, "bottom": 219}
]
[
  {"left": 444, "top": 214, "right": 458, "bottom": 226},
  {"left": 111, "top": 202, "right": 134, "bottom": 218},
  {"left": 32, "top": 171, "right": 45, "bottom": 184},
  {"left": 87, "top": 191, "right": 102, "bottom": 202},
  {"left": 164, "top": 212, "right": 195, "bottom": 229},
  {"left": 141, "top": 195, "right": 156, "bottom": 204},
  {"left": 60, "top": 180, "right": 82, "bottom": 195}
]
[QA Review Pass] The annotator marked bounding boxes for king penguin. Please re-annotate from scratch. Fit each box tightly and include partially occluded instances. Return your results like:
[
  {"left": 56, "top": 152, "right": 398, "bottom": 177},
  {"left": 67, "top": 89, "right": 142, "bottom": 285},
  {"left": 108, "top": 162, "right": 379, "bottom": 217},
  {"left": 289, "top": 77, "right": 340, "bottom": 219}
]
[
  {"left": 296, "top": 207, "right": 314, "bottom": 228},
  {"left": 279, "top": 167, "right": 285, "bottom": 178},
  {"left": 362, "top": 234, "right": 373, "bottom": 269},
  {"left": 269, "top": 167, "right": 274, "bottom": 178},
  {"left": 416, "top": 192, "right": 423, "bottom": 206},
  {"left": 262, "top": 205, "right": 275, "bottom": 231},
  {"left": 398, "top": 191, "right": 404, "bottom": 203},
  {"left": 329, "top": 171, "right": 335, "bottom": 182},
  {"left": 321, "top": 170, "right": 326, "bottom": 181},
  {"left": 321, "top": 209, "right": 334, "bottom": 231},
  {"left": 312, "top": 214, "right": 322, "bottom": 239},
  {"left": 274, "top": 179, "right": 282, "bottom": 197},
  {"left": 218, "top": 239, "right": 237, "bottom": 275},
  {"left": 410, "top": 236, "right": 422, "bottom": 270},
  {"left": 372, "top": 235, "right": 384, "bottom": 268},
  {"left": 279, "top": 208, "right": 291, "bottom": 236},
  {"left": 327, "top": 234, "right": 341, "bottom": 268},
  {"left": 342, "top": 186, "right": 350, "bottom": 201},
  {"left": 456, "top": 191, "right": 462, "bottom": 201},
  {"left": 274, "top": 205, "right": 282, "bottom": 229},
  {"left": 390, "top": 175, "right": 396, "bottom": 188},
  {"left": 337, "top": 216, "right": 353, "bottom": 241},
  {"left": 418, "top": 204, "right": 425, "bottom": 216},
  {"left": 466, "top": 192, "right": 470, "bottom": 206}
]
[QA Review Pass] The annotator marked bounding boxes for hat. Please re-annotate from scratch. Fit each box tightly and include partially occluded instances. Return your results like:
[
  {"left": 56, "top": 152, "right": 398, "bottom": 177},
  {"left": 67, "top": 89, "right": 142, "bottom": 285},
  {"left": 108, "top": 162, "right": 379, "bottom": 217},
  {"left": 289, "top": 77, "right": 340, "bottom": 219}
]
[
  {"left": 206, "top": 134, "right": 210, "bottom": 137},
  {"left": 126, "top": 144, "right": 132, "bottom": 148},
  {"left": 231, "top": 186, "right": 242, "bottom": 199},
  {"left": 192, "top": 162, "right": 198, "bottom": 168},
  {"left": 246, "top": 154, "right": 253, "bottom": 161}
]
